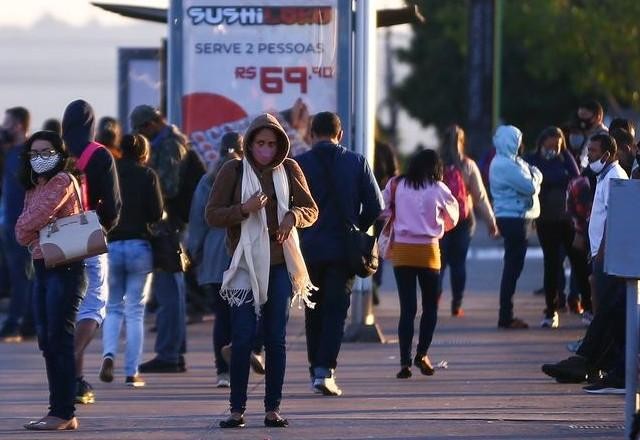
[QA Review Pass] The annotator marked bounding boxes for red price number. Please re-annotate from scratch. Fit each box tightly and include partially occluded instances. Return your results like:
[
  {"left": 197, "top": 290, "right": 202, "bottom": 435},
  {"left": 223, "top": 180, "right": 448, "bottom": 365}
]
[{"left": 260, "top": 66, "right": 307, "bottom": 94}]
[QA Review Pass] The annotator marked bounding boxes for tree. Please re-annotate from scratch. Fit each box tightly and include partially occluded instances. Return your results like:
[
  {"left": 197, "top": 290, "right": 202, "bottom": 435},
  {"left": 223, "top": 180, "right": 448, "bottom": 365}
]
[{"left": 395, "top": 0, "right": 640, "bottom": 150}]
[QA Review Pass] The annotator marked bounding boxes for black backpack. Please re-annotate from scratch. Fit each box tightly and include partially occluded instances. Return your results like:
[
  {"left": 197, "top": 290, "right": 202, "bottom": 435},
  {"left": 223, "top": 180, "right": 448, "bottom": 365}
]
[{"left": 170, "top": 147, "right": 206, "bottom": 224}]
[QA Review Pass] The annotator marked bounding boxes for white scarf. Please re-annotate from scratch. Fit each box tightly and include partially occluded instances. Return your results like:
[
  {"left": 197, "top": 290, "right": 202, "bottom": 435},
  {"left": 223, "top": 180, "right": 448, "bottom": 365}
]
[{"left": 220, "top": 157, "right": 316, "bottom": 315}]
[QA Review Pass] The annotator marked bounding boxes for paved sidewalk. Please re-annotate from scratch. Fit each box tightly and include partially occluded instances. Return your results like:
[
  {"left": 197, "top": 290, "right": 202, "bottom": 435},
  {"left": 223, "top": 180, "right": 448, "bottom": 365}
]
[{"left": 0, "top": 259, "right": 625, "bottom": 439}]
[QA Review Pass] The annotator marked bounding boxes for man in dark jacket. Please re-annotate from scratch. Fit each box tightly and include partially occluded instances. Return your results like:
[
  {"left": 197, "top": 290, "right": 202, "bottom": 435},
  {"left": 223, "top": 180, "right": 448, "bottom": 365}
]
[
  {"left": 296, "top": 112, "right": 383, "bottom": 396},
  {"left": 62, "top": 99, "right": 122, "bottom": 404},
  {"left": 0, "top": 107, "right": 34, "bottom": 342},
  {"left": 130, "top": 105, "right": 189, "bottom": 373}
]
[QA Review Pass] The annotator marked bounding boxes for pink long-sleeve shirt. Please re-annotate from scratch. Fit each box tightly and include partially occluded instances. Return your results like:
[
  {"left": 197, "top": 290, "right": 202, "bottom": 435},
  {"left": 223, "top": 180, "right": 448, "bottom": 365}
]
[
  {"left": 382, "top": 178, "right": 460, "bottom": 244},
  {"left": 15, "top": 173, "right": 81, "bottom": 260}
]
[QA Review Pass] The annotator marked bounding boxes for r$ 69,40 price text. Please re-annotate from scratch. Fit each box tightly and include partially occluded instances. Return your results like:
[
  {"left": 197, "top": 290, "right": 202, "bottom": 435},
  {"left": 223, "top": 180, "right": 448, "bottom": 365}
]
[{"left": 235, "top": 66, "right": 334, "bottom": 94}]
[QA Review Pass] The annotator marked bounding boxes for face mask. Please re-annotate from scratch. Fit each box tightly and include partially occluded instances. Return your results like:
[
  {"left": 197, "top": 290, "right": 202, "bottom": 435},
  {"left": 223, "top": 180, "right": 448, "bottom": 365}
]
[
  {"left": 252, "top": 147, "right": 277, "bottom": 166},
  {"left": 588, "top": 154, "right": 608, "bottom": 174},
  {"left": 30, "top": 154, "right": 60, "bottom": 174},
  {"left": 542, "top": 149, "right": 558, "bottom": 160},
  {"left": 579, "top": 118, "right": 594, "bottom": 131},
  {"left": 569, "top": 134, "right": 585, "bottom": 151}
]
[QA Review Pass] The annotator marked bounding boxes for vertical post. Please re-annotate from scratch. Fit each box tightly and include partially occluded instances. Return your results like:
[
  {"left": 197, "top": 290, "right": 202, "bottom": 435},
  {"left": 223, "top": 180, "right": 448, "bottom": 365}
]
[
  {"left": 466, "top": 0, "right": 494, "bottom": 160},
  {"left": 167, "top": 0, "right": 183, "bottom": 126},
  {"left": 344, "top": 0, "right": 384, "bottom": 343},
  {"left": 626, "top": 279, "right": 640, "bottom": 438},
  {"left": 491, "top": 0, "right": 503, "bottom": 130},
  {"left": 337, "top": 0, "right": 353, "bottom": 149}
]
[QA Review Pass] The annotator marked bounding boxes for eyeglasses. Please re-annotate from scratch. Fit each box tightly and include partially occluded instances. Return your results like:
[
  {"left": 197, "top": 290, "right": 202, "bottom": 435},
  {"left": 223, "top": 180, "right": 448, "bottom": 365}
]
[{"left": 27, "top": 149, "right": 57, "bottom": 160}]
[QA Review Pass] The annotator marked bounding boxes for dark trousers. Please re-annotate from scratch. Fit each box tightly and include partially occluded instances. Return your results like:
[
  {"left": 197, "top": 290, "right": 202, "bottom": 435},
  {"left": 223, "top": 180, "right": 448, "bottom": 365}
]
[
  {"left": 229, "top": 264, "right": 291, "bottom": 413},
  {"left": 577, "top": 258, "right": 626, "bottom": 371},
  {"left": 536, "top": 219, "right": 592, "bottom": 316},
  {"left": 496, "top": 218, "right": 531, "bottom": 325},
  {"left": 0, "top": 226, "right": 34, "bottom": 330},
  {"left": 203, "top": 283, "right": 230, "bottom": 375},
  {"left": 305, "top": 262, "right": 354, "bottom": 378},
  {"left": 440, "top": 216, "right": 473, "bottom": 310},
  {"left": 33, "top": 259, "right": 86, "bottom": 420},
  {"left": 393, "top": 266, "right": 440, "bottom": 367}
]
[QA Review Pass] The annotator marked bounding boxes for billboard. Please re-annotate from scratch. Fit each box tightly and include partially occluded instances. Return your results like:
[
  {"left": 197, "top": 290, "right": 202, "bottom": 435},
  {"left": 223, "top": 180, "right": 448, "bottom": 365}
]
[{"left": 179, "top": 1, "right": 339, "bottom": 167}]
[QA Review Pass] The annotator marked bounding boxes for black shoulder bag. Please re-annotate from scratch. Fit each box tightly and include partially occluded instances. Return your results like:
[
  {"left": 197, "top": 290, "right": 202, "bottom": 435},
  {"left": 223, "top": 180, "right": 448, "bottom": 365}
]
[{"left": 313, "top": 149, "right": 379, "bottom": 278}]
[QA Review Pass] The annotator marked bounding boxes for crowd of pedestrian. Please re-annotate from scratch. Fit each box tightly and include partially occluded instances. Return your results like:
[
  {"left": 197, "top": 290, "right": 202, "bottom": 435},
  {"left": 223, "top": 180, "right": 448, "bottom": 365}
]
[{"left": 0, "top": 97, "right": 637, "bottom": 430}]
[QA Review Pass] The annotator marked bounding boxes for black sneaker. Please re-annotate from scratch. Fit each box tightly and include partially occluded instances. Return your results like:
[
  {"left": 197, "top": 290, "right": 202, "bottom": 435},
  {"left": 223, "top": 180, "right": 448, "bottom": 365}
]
[
  {"left": 0, "top": 325, "right": 22, "bottom": 343},
  {"left": 75, "top": 378, "right": 95, "bottom": 404},
  {"left": 139, "top": 357, "right": 182, "bottom": 373},
  {"left": 541, "top": 355, "right": 587, "bottom": 383},
  {"left": 99, "top": 356, "right": 114, "bottom": 383},
  {"left": 583, "top": 375, "right": 625, "bottom": 394},
  {"left": 125, "top": 375, "right": 146, "bottom": 387}
]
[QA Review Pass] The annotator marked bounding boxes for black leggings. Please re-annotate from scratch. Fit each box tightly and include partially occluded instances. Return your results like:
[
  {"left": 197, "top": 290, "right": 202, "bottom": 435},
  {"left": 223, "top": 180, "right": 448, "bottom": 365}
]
[{"left": 536, "top": 219, "right": 591, "bottom": 315}]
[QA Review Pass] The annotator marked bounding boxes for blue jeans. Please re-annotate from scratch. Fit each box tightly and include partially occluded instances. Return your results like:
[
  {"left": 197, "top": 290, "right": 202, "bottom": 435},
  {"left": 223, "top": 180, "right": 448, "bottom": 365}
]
[
  {"left": 440, "top": 216, "right": 473, "bottom": 310},
  {"left": 304, "top": 262, "right": 354, "bottom": 379},
  {"left": 77, "top": 254, "right": 108, "bottom": 325},
  {"left": 393, "top": 266, "right": 440, "bottom": 367},
  {"left": 153, "top": 270, "right": 186, "bottom": 363},
  {"left": 229, "top": 264, "right": 292, "bottom": 413},
  {"left": 496, "top": 217, "right": 531, "bottom": 325},
  {"left": 102, "top": 240, "right": 153, "bottom": 376},
  {"left": 0, "top": 225, "right": 33, "bottom": 330},
  {"left": 33, "top": 259, "right": 86, "bottom": 420}
]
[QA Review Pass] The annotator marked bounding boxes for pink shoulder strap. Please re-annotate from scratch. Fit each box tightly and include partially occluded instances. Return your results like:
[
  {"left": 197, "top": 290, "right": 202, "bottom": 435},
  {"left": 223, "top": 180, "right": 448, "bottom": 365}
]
[{"left": 76, "top": 141, "right": 104, "bottom": 172}]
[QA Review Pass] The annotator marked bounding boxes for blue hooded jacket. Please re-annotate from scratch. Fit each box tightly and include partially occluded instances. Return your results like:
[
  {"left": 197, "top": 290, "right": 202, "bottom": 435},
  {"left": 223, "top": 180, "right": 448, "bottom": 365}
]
[
  {"left": 489, "top": 125, "right": 543, "bottom": 219},
  {"left": 62, "top": 100, "right": 121, "bottom": 231}
]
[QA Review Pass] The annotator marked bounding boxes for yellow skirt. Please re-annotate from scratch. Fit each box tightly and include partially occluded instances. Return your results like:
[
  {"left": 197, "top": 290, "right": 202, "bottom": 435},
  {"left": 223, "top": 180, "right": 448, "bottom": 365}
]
[{"left": 390, "top": 242, "right": 441, "bottom": 270}]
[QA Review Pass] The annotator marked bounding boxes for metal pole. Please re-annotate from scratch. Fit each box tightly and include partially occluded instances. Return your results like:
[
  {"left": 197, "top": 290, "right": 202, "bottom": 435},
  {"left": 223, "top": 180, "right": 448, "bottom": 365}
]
[
  {"left": 167, "top": 0, "right": 183, "bottom": 126},
  {"left": 625, "top": 279, "right": 639, "bottom": 438},
  {"left": 344, "top": 0, "right": 384, "bottom": 343},
  {"left": 491, "top": 0, "right": 503, "bottom": 130}
]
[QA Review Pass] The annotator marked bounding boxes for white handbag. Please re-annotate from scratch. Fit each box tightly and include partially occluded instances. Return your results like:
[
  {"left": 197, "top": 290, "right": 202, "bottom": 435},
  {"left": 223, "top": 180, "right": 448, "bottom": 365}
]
[{"left": 38, "top": 173, "right": 107, "bottom": 268}]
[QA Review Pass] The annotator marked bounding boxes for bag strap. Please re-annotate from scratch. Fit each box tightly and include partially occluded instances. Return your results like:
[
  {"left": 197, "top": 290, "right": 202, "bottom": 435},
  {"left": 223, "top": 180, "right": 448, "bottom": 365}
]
[
  {"left": 388, "top": 176, "right": 400, "bottom": 223},
  {"left": 66, "top": 173, "right": 86, "bottom": 213},
  {"left": 76, "top": 141, "right": 103, "bottom": 172},
  {"left": 312, "top": 148, "right": 353, "bottom": 229}
]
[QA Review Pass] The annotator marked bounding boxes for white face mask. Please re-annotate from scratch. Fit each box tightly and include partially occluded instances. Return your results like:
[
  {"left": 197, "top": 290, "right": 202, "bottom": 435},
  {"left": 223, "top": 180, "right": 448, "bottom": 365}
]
[
  {"left": 30, "top": 154, "right": 60, "bottom": 174},
  {"left": 588, "top": 156, "right": 606, "bottom": 174}
]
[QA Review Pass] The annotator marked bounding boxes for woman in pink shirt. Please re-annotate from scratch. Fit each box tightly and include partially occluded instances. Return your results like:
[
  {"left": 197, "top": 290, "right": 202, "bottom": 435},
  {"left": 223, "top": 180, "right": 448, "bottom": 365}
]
[
  {"left": 383, "top": 149, "right": 459, "bottom": 379},
  {"left": 15, "top": 131, "right": 85, "bottom": 431}
]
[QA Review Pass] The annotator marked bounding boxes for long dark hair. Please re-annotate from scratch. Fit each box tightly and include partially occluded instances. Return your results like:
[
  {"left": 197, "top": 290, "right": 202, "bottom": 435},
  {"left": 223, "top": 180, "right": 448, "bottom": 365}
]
[
  {"left": 402, "top": 148, "right": 443, "bottom": 190},
  {"left": 440, "top": 124, "right": 465, "bottom": 168},
  {"left": 19, "top": 130, "right": 72, "bottom": 190}
]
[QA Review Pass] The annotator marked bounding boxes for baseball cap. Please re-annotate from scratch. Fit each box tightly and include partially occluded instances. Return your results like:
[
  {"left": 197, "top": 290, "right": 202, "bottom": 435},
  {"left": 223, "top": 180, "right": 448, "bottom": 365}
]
[{"left": 130, "top": 105, "right": 161, "bottom": 131}]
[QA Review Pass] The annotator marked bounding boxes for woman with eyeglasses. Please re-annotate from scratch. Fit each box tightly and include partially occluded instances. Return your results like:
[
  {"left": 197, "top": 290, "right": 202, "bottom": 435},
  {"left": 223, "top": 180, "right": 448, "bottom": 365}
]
[{"left": 15, "top": 130, "right": 86, "bottom": 431}]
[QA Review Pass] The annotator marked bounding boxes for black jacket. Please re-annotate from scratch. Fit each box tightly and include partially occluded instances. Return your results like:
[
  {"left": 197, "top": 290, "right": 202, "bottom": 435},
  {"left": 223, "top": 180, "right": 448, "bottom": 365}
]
[
  {"left": 108, "top": 158, "right": 163, "bottom": 242},
  {"left": 62, "top": 100, "right": 122, "bottom": 231}
]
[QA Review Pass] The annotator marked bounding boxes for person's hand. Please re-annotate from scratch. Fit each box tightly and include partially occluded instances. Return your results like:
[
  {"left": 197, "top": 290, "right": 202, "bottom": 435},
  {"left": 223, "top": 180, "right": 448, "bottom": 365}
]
[
  {"left": 488, "top": 221, "right": 499, "bottom": 238},
  {"left": 290, "top": 98, "right": 310, "bottom": 131},
  {"left": 275, "top": 212, "right": 296, "bottom": 244},
  {"left": 572, "top": 232, "right": 586, "bottom": 252},
  {"left": 241, "top": 191, "right": 268, "bottom": 214}
]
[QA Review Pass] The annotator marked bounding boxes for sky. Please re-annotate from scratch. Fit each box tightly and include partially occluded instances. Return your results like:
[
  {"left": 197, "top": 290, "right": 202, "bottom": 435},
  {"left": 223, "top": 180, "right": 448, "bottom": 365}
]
[{"left": 3, "top": 0, "right": 408, "bottom": 27}]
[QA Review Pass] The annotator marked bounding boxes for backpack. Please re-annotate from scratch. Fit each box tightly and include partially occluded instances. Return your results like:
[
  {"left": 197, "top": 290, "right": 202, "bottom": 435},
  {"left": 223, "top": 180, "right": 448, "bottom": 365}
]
[
  {"left": 171, "top": 148, "right": 206, "bottom": 223},
  {"left": 442, "top": 164, "right": 470, "bottom": 219}
]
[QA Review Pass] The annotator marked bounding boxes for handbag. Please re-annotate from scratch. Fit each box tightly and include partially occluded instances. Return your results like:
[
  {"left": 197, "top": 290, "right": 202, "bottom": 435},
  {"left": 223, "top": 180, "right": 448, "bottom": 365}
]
[
  {"left": 313, "top": 149, "right": 379, "bottom": 278},
  {"left": 149, "top": 218, "right": 190, "bottom": 273},
  {"left": 39, "top": 173, "right": 107, "bottom": 268},
  {"left": 378, "top": 177, "right": 399, "bottom": 259}
]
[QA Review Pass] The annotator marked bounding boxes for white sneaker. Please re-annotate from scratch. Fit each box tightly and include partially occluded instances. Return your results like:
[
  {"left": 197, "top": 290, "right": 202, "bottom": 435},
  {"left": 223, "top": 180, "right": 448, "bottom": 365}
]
[
  {"left": 313, "top": 376, "right": 343, "bottom": 396},
  {"left": 216, "top": 373, "right": 230, "bottom": 388},
  {"left": 581, "top": 311, "right": 593, "bottom": 326},
  {"left": 540, "top": 312, "right": 559, "bottom": 328}
]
